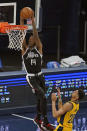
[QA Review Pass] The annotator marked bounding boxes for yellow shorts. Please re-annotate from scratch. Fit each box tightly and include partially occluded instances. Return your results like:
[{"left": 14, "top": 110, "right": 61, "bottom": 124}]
[{"left": 54, "top": 124, "right": 72, "bottom": 131}]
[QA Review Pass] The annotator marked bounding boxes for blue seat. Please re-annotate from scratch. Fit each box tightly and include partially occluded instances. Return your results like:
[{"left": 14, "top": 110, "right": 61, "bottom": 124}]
[{"left": 47, "top": 61, "right": 60, "bottom": 69}]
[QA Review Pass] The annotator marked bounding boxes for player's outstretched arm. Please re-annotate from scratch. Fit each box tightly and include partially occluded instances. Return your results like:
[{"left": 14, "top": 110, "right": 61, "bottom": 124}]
[
  {"left": 57, "top": 88, "right": 62, "bottom": 109},
  {"left": 20, "top": 18, "right": 28, "bottom": 55},
  {"left": 31, "top": 16, "right": 42, "bottom": 54},
  {"left": 51, "top": 93, "right": 73, "bottom": 118},
  {"left": 20, "top": 18, "right": 24, "bottom": 25}
]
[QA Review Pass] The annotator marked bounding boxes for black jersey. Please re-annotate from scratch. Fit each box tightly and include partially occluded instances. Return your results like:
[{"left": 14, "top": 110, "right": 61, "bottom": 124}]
[{"left": 23, "top": 47, "right": 42, "bottom": 74}]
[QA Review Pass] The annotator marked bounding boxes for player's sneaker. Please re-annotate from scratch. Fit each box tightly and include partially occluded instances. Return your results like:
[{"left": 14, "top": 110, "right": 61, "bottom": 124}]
[
  {"left": 34, "top": 117, "right": 42, "bottom": 126},
  {"left": 42, "top": 123, "right": 55, "bottom": 131},
  {"left": 34, "top": 117, "right": 44, "bottom": 130}
]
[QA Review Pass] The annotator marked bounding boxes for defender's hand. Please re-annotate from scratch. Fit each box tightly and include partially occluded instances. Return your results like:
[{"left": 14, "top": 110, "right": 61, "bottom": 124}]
[
  {"left": 51, "top": 93, "right": 57, "bottom": 101},
  {"left": 57, "top": 87, "right": 61, "bottom": 99}
]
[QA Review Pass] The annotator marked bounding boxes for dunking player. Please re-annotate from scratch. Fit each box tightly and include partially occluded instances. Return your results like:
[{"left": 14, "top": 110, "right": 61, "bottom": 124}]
[
  {"left": 20, "top": 15, "right": 54, "bottom": 131},
  {"left": 51, "top": 88, "right": 85, "bottom": 131}
]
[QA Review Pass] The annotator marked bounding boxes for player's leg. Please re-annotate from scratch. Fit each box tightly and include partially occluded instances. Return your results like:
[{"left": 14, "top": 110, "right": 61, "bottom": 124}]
[
  {"left": 26, "top": 75, "right": 45, "bottom": 129},
  {"left": 36, "top": 92, "right": 55, "bottom": 131},
  {"left": 34, "top": 75, "right": 48, "bottom": 122},
  {"left": 37, "top": 74, "right": 55, "bottom": 131},
  {"left": 36, "top": 98, "right": 41, "bottom": 120},
  {"left": 34, "top": 82, "right": 47, "bottom": 121},
  {"left": 26, "top": 75, "right": 55, "bottom": 130},
  {"left": 37, "top": 74, "right": 49, "bottom": 122}
]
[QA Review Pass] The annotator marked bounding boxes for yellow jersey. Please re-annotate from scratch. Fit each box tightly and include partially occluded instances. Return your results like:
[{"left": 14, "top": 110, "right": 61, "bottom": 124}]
[{"left": 54, "top": 101, "right": 79, "bottom": 131}]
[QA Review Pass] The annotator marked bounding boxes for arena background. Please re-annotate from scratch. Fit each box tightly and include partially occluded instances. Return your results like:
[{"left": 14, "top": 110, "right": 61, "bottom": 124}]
[{"left": 0, "top": 1, "right": 87, "bottom": 131}]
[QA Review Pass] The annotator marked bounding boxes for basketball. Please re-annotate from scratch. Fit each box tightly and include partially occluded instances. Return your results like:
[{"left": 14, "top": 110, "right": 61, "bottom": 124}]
[{"left": 20, "top": 7, "right": 34, "bottom": 19}]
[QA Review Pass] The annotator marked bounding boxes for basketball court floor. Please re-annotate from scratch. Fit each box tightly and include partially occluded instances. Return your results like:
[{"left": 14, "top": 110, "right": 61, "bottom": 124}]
[{"left": 0, "top": 106, "right": 87, "bottom": 131}]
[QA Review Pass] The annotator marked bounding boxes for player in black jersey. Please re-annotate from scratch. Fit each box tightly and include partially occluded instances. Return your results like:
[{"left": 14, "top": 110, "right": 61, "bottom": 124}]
[{"left": 20, "top": 14, "right": 54, "bottom": 131}]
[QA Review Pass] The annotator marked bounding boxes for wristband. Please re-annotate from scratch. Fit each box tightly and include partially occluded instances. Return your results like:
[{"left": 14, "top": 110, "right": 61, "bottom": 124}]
[
  {"left": 58, "top": 95, "right": 61, "bottom": 99},
  {"left": 58, "top": 98, "right": 62, "bottom": 102}
]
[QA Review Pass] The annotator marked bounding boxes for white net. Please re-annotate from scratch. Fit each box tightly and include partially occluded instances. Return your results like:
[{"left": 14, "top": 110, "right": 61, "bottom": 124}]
[{"left": 6, "top": 29, "right": 27, "bottom": 51}]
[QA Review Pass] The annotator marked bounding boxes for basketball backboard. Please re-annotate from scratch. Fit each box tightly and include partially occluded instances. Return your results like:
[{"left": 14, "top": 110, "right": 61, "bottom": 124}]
[
  {"left": 0, "top": 0, "right": 42, "bottom": 32},
  {"left": 0, "top": 2, "right": 16, "bottom": 25}
]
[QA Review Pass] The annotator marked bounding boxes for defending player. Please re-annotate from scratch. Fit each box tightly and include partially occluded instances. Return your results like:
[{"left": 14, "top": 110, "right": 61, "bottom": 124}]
[{"left": 51, "top": 88, "right": 85, "bottom": 131}]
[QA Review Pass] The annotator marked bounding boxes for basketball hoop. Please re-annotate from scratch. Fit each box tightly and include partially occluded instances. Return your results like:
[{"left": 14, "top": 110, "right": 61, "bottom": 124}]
[{"left": 0, "top": 23, "right": 28, "bottom": 51}]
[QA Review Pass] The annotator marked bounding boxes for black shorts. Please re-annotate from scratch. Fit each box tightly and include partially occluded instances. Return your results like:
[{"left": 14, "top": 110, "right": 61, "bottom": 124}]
[{"left": 26, "top": 73, "right": 46, "bottom": 96}]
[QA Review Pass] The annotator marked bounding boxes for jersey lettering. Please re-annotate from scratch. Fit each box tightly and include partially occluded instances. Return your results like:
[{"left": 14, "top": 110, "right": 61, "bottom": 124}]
[
  {"left": 68, "top": 114, "right": 75, "bottom": 123},
  {"left": 31, "top": 59, "right": 36, "bottom": 65},
  {"left": 26, "top": 52, "right": 39, "bottom": 59}
]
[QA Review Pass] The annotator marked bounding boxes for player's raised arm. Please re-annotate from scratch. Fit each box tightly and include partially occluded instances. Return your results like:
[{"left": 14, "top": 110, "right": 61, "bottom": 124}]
[
  {"left": 20, "top": 18, "right": 28, "bottom": 55},
  {"left": 51, "top": 93, "right": 72, "bottom": 118},
  {"left": 31, "top": 16, "right": 42, "bottom": 54},
  {"left": 57, "top": 87, "right": 62, "bottom": 109}
]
